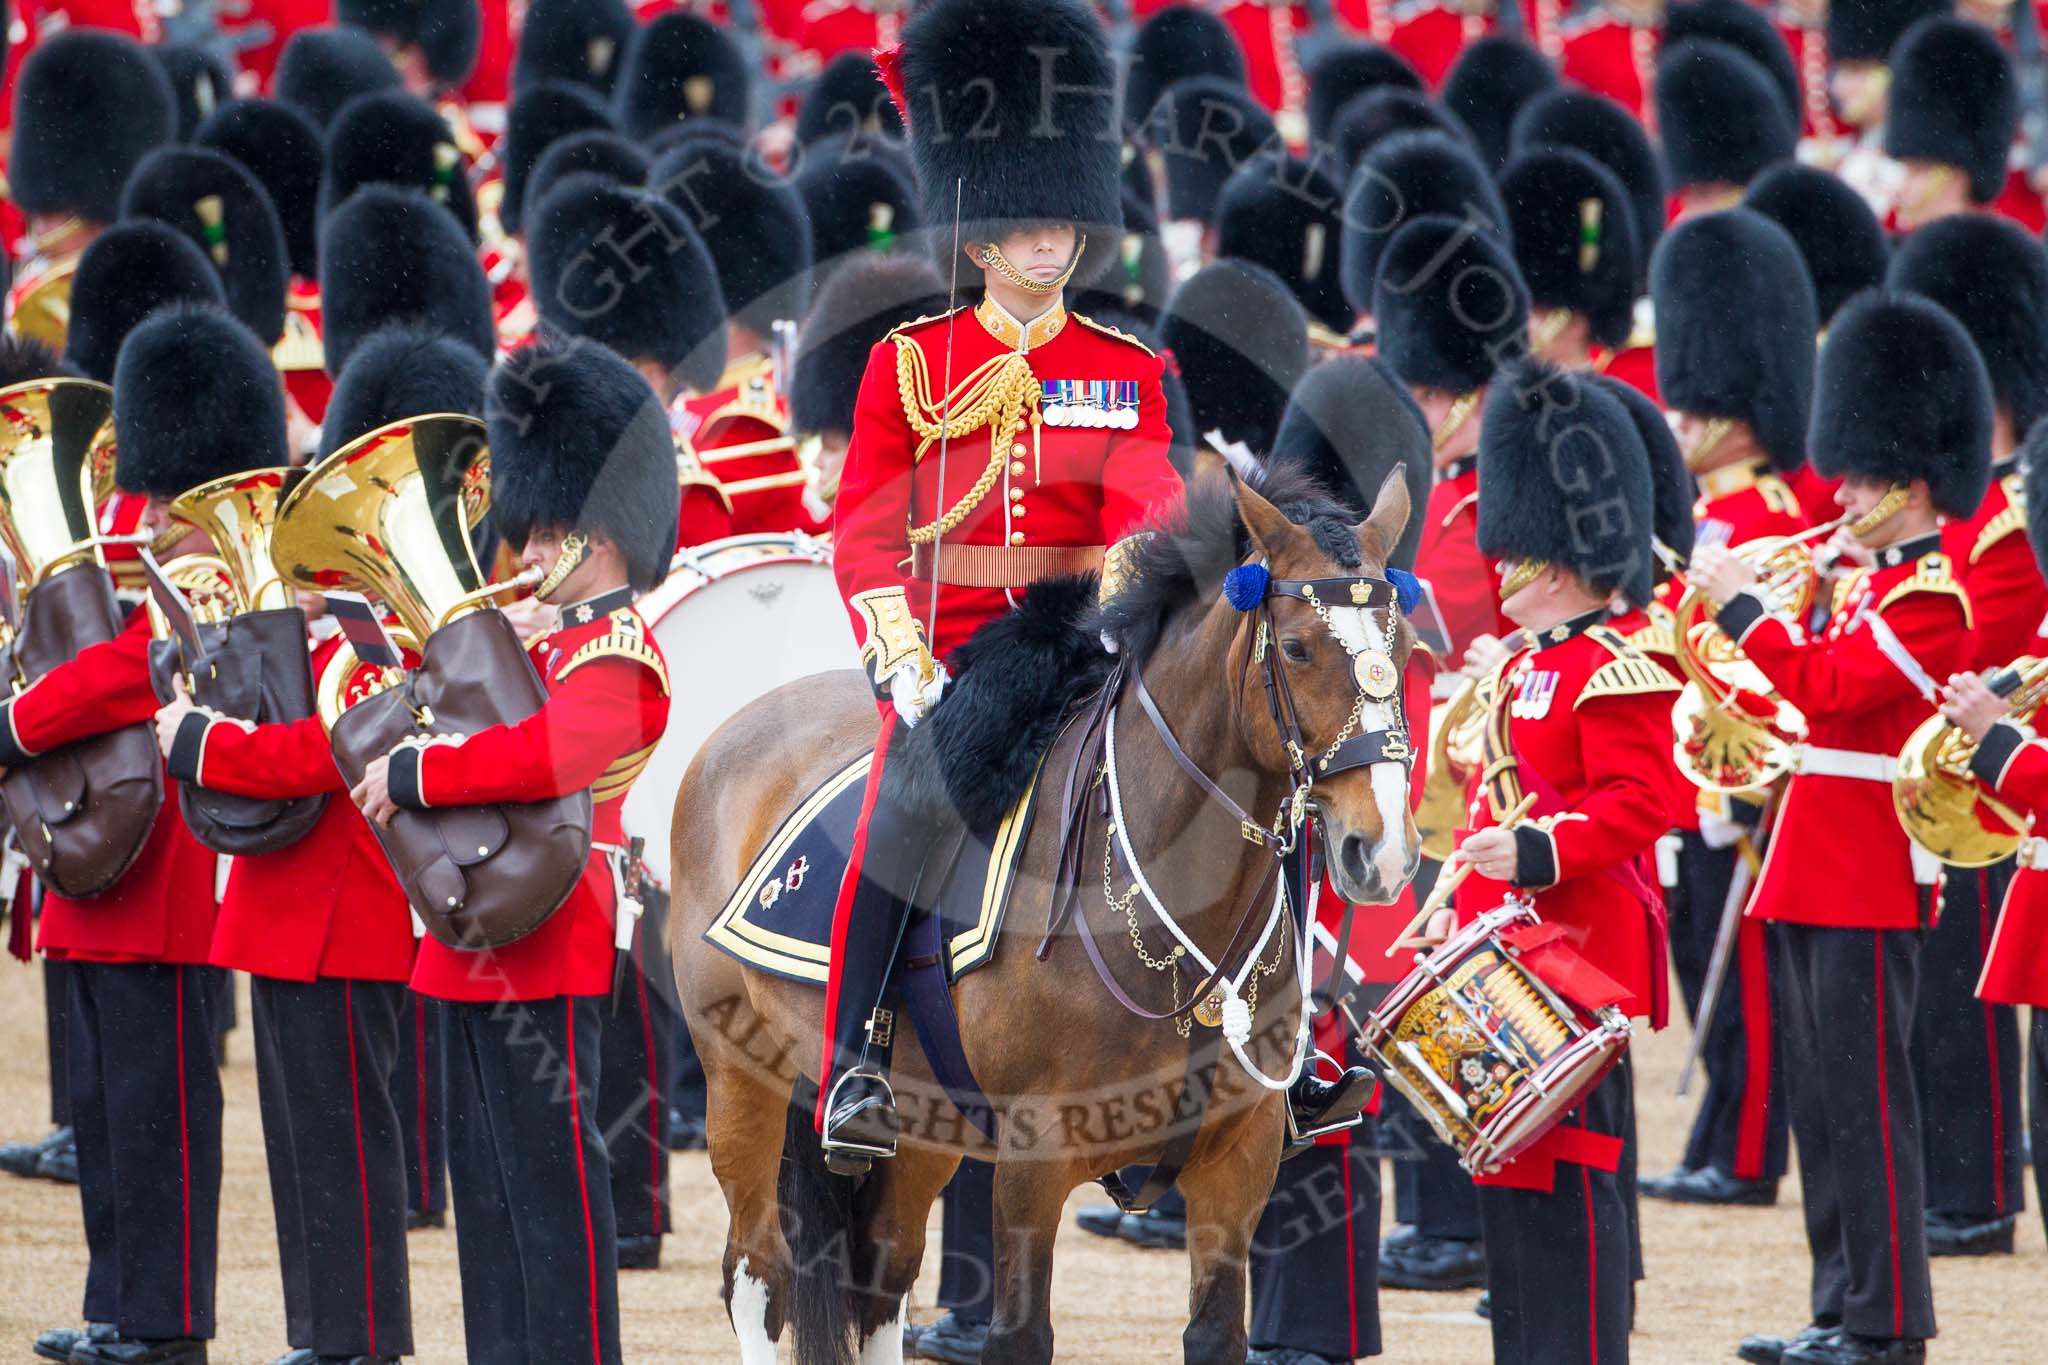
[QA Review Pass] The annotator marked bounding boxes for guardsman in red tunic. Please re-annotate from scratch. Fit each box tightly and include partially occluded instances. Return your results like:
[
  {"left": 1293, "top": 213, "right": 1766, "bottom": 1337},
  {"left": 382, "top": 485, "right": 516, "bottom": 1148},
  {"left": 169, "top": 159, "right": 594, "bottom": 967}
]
[
  {"left": 349, "top": 341, "right": 674, "bottom": 1365},
  {"left": 1146, "top": 76, "right": 1278, "bottom": 278},
  {"left": 1884, "top": 17, "right": 2021, "bottom": 234},
  {"left": 1499, "top": 146, "right": 1641, "bottom": 374},
  {"left": 1889, "top": 214, "right": 2048, "bottom": 1257},
  {"left": 1642, "top": 209, "right": 1816, "bottom": 1211},
  {"left": 1444, "top": 361, "right": 1681, "bottom": 1365},
  {"left": 1656, "top": 41, "right": 1799, "bottom": 224},
  {"left": 1560, "top": 0, "right": 1665, "bottom": 125},
  {"left": 17, "top": 305, "right": 281, "bottom": 1365},
  {"left": 1691, "top": 291, "right": 1992, "bottom": 1365}
]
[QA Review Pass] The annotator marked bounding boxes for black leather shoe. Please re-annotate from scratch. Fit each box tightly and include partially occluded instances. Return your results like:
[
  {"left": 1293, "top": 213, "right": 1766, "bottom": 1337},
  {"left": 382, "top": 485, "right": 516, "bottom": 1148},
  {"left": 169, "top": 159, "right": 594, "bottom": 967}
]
[
  {"left": 1117, "top": 1205, "right": 1186, "bottom": 1250},
  {"left": 667, "top": 1105, "right": 707, "bottom": 1151},
  {"left": 1643, "top": 1165, "right": 1777, "bottom": 1207},
  {"left": 263, "top": 1351, "right": 314, "bottom": 1365},
  {"left": 821, "top": 1072, "right": 898, "bottom": 1175},
  {"left": 1378, "top": 1233, "right": 1486, "bottom": 1291},
  {"left": 1, "top": 1126, "right": 68, "bottom": 1179},
  {"left": 1636, "top": 1164, "right": 1693, "bottom": 1199},
  {"left": 911, "top": 1311, "right": 987, "bottom": 1364},
  {"left": 617, "top": 1235, "right": 661, "bottom": 1270},
  {"left": 35, "top": 1128, "right": 78, "bottom": 1184},
  {"left": 69, "top": 1338, "right": 208, "bottom": 1364},
  {"left": 1925, "top": 1210, "right": 2016, "bottom": 1256},
  {"left": 1737, "top": 1323, "right": 1840, "bottom": 1365},
  {"left": 404, "top": 1208, "right": 444, "bottom": 1231},
  {"left": 1075, "top": 1203, "right": 1126, "bottom": 1239},
  {"left": 1781, "top": 1333, "right": 1925, "bottom": 1364},
  {"left": 1287, "top": 1065, "right": 1375, "bottom": 1142},
  {"left": 32, "top": 1322, "right": 111, "bottom": 1362},
  {"left": 1473, "top": 1292, "right": 1491, "bottom": 1320},
  {"left": 1247, "top": 1350, "right": 1348, "bottom": 1364}
]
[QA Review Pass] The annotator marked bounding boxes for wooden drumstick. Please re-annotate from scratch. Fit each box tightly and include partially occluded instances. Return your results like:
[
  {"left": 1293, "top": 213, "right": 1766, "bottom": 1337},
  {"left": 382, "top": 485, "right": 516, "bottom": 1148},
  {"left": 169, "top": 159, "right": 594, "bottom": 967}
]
[{"left": 1384, "top": 793, "right": 1539, "bottom": 956}]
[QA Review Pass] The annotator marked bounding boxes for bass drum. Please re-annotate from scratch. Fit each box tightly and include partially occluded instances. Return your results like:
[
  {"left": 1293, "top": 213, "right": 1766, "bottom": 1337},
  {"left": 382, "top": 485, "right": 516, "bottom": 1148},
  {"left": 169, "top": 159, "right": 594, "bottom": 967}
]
[{"left": 622, "top": 533, "right": 847, "bottom": 888}]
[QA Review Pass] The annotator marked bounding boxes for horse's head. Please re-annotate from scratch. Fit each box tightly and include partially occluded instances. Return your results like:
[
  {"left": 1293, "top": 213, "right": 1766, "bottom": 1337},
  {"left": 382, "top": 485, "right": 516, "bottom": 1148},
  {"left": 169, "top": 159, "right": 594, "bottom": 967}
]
[{"left": 1232, "top": 469, "right": 1420, "bottom": 905}]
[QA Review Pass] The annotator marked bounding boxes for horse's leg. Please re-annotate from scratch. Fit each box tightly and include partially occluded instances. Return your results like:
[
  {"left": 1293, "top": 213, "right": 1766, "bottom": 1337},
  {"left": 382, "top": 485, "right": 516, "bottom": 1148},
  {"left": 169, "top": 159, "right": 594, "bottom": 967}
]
[
  {"left": 707, "top": 1059, "right": 797, "bottom": 1365},
  {"left": 980, "top": 1157, "right": 1077, "bottom": 1365},
  {"left": 1177, "top": 1109, "right": 1287, "bottom": 1365},
  {"left": 851, "top": 1147, "right": 962, "bottom": 1365}
]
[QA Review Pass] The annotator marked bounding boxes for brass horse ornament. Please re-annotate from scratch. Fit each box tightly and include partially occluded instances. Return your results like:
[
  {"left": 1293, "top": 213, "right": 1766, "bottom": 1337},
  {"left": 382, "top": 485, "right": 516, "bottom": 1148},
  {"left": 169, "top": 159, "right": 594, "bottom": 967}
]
[{"left": 669, "top": 467, "right": 1421, "bottom": 1364}]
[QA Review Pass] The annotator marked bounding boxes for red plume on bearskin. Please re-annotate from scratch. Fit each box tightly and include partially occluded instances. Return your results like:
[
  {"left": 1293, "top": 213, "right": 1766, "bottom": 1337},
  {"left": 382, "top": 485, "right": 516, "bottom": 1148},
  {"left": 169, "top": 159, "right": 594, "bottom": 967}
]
[{"left": 872, "top": 45, "right": 909, "bottom": 133}]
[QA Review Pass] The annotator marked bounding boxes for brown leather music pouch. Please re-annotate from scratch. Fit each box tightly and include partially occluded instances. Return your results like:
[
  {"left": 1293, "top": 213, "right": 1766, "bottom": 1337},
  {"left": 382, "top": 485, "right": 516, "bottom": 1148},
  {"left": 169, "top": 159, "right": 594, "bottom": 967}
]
[
  {"left": 328, "top": 610, "right": 591, "bottom": 951},
  {"left": 150, "top": 606, "right": 327, "bottom": 855},
  {"left": 0, "top": 565, "right": 164, "bottom": 898}
]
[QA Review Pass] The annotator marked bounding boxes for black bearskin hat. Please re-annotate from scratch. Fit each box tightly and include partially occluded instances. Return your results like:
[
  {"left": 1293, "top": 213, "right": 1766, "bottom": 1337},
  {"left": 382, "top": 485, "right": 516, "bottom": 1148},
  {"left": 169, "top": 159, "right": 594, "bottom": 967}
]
[
  {"left": 1124, "top": 5, "right": 1246, "bottom": 134},
  {"left": 10, "top": 30, "right": 174, "bottom": 223},
  {"left": 1888, "top": 214, "right": 2048, "bottom": 437},
  {"left": 1656, "top": 41, "right": 1797, "bottom": 191},
  {"left": 1499, "top": 147, "right": 1640, "bottom": 349},
  {"left": 1885, "top": 16, "right": 2016, "bottom": 204},
  {"left": 790, "top": 252, "right": 949, "bottom": 438},
  {"left": 797, "top": 52, "right": 904, "bottom": 148},
  {"left": 65, "top": 222, "right": 226, "bottom": 384},
  {"left": 640, "top": 117, "right": 746, "bottom": 163},
  {"left": 1510, "top": 89, "right": 1665, "bottom": 289},
  {"left": 1304, "top": 42, "right": 1424, "bottom": 147},
  {"left": 1479, "top": 359, "right": 1656, "bottom": 606},
  {"left": 485, "top": 340, "right": 679, "bottom": 593},
  {"left": 1332, "top": 89, "right": 1472, "bottom": 172},
  {"left": 1374, "top": 214, "right": 1529, "bottom": 395},
  {"left": 1157, "top": 260, "right": 1309, "bottom": 452},
  {"left": 196, "top": 99, "right": 326, "bottom": 281},
  {"left": 1271, "top": 354, "right": 1431, "bottom": 569},
  {"left": 1214, "top": 155, "right": 1351, "bottom": 334},
  {"left": 1147, "top": 77, "right": 1278, "bottom": 224},
  {"left": 1595, "top": 374, "right": 1696, "bottom": 565},
  {"left": 1664, "top": 0, "right": 1802, "bottom": 125},
  {"left": 114, "top": 303, "right": 287, "bottom": 496},
  {"left": 649, "top": 142, "right": 814, "bottom": 335},
  {"left": 274, "top": 28, "right": 403, "bottom": 131},
  {"left": 500, "top": 82, "right": 616, "bottom": 238},
  {"left": 514, "top": 0, "right": 633, "bottom": 97},
  {"left": 794, "top": 138, "right": 924, "bottom": 291},
  {"left": 524, "top": 131, "right": 650, "bottom": 228},
  {"left": 121, "top": 145, "right": 289, "bottom": 346},
  {"left": 319, "top": 324, "right": 488, "bottom": 458},
  {"left": 1073, "top": 190, "right": 1172, "bottom": 326},
  {"left": 897, "top": 0, "right": 1124, "bottom": 240},
  {"left": 149, "top": 43, "right": 234, "bottom": 142},
  {"left": 1651, "top": 209, "right": 1815, "bottom": 470},
  {"left": 1742, "top": 162, "right": 1890, "bottom": 323},
  {"left": 615, "top": 11, "right": 752, "bottom": 141},
  {"left": 336, "top": 0, "right": 482, "bottom": 87},
  {"left": 1442, "top": 37, "right": 1557, "bottom": 173},
  {"left": 1811, "top": 290, "right": 1992, "bottom": 518},
  {"left": 322, "top": 91, "right": 479, "bottom": 241},
  {"left": 2023, "top": 418, "right": 2048, "bottom": 576},
  {"left": 1341, "top": 130, "right": 1509, "bottom": 320},
  {"left": 319, "top": 185, "right": 494, "bottom": 377},
  {"left": 1828, "top": 0, "right": 1949, "bottom": 63},
  {"left": 528, "top": 180, "right": 727, "bottom": 392}
]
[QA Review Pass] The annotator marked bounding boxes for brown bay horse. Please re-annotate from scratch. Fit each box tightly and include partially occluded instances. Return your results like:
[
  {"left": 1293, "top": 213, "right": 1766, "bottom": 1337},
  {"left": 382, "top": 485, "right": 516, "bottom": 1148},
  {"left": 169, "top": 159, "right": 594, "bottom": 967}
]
[{"left": 668, "top": 469, "right": 1421, "bottom": 1364}]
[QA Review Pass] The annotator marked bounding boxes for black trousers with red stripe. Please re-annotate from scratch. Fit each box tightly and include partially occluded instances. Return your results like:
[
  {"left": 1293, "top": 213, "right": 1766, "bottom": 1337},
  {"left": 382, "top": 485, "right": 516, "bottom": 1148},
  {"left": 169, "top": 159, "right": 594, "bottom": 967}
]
[
  {"left": 447, "top": 994, "right": 621, "bottom": 1365},
  {"left": 67, "top": 961, "right": 221, "bottom": 1341},
  {"left": 598, "top": 924, "right": 672, "bottom": 1246},
  {"left": 937, "top": 1158, "right": 996, "bottom": 1323},
  {"left": 44, "top": 957, "right": 70, "bottom": 1126},
  {"left": 1666, "top": 833, "right": 1789, "bottom": 1182},
  {"left": 250, "top": 976, "right": 414, "bottom": 1357},
  {"left": 1250, "top": 1119, "right": 1383, "bottom": 1360},
  {"left": 1910, "top": 860, "right": 2025, "bottom": 1225},
  {"left": 2029, "top": 1010, "right": 2048, "bottom": 1245},
  {"left": 1475, "top": 1065, "right": 1633, "bottom": 1365},
  {"left": 1774, "top": 923, "right": 1935, "bottom": 1341},
  {"left": 391, "top": 991, "right": 448, "bottom": 1221}
]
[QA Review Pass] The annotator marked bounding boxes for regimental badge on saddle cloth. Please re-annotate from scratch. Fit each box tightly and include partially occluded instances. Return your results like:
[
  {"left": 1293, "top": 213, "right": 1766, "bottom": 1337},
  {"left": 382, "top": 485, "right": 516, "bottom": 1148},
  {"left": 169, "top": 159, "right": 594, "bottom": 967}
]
[
  {"left": 1041, "top": 379, "right": 1140, "bottom": 429},
  {"left": 1509, "top": 670, "right": 1560, "bottom": 720}
]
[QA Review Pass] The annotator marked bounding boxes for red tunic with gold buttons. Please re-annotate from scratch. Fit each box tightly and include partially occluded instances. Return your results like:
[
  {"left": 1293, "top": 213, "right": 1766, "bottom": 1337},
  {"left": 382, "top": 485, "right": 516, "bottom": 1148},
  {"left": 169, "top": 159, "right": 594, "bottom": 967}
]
[
  {"left": 832, "top": 296, "right": 1185, "bottom": 665},
  {"left": 1967, "top": 722, "right": 2048, "bottom": 1006},
  {"left": 1216, "top": 1, "right": 1312, "bottom": 139},
  {"left": 180, "top": 632, "right": 418, "bottom": 984},
  {"left": 389, "top": 596, "right": 670, "bottom": 1002},
  {"left": 1388, "top": 0, "right": 1562, "bottom": 87},
  {"left": 677, "top": 353, "right": 827, "bottom": 539},
  {"left": 796, "top": 0, "right": 909, "bottom": 64},
  {"left": 1454, "top": 613, "right": 1682, "bottom": 1022},
  {"left": 0, "top": 607, "right": 218, "bottom": 964},
  {"left": 1718, "top": 535, "right": 1972, "bottom": 930},
  {"left": 1414, "top": 454, "right": 1511, "bottom": 666},
  {"left": 1775, "top": 16, "right": 1840, "bottom": 143},
  {"left": 1941, "top": 463, "right": 2047, "bottom": 673},
  {"left": 1560, "top": 10, "right": 1662, "bottom": 125}
]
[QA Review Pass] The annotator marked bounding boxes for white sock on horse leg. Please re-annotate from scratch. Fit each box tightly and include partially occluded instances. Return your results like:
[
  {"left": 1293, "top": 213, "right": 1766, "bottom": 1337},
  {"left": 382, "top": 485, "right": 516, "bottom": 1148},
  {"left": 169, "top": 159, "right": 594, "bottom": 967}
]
[
  {"left": 858, "top": 1303, "right": 905, "bottom": 1365},
  {"left": 730, "top": 1256, "right": 778, "bottom": 1365}
]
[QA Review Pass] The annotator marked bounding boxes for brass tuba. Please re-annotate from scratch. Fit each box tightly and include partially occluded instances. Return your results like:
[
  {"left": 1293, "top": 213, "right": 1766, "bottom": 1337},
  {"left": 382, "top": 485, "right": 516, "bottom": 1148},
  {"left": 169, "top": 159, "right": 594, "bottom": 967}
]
[
  {"left": 273, "top": 414, "right": 592, "bottom": 951},
  {"left": 1893, "top": 658, "right": 2048, "bottom": 867},
  {"left": 1416, "top": 677, "right": 1485, "bottom": 861},
  {"left": 0, "top": 379, "right": 165, "bottom": 897}
]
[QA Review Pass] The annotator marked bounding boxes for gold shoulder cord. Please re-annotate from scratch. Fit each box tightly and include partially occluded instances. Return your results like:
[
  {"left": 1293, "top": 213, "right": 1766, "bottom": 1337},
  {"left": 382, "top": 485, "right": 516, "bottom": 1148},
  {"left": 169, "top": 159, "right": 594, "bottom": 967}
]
[{"left": 893, "top": 338, "right": 1041, "bottom": 546}]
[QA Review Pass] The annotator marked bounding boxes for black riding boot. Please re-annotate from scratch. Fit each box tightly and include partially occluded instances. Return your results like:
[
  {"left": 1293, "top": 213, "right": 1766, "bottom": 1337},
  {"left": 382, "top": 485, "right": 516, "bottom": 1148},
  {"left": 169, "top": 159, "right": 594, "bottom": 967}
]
[
  {"left": 821, "top": 773, "right": 928, "bottom": 1173},
  {"left": 1283, "top": 851, "right": 1376, "bottom": 1145}
]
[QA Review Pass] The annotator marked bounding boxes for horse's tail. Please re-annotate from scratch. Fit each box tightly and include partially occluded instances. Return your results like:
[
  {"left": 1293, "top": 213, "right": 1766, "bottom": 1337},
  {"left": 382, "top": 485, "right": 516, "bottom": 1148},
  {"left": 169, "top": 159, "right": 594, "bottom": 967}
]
[{"left": 779, "top": 1095, "right": 860, "bottom": 1365}]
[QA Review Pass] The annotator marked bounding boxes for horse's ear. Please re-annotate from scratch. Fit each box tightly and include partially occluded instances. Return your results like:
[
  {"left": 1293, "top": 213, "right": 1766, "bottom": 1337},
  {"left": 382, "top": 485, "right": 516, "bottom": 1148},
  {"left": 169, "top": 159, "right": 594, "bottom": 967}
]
[
  {"left": 1357, "top": 467, "right": 1411, "bottom": 565},
  {"left": 1233, "top": 477, "right": 1295, "bottom": 558}
]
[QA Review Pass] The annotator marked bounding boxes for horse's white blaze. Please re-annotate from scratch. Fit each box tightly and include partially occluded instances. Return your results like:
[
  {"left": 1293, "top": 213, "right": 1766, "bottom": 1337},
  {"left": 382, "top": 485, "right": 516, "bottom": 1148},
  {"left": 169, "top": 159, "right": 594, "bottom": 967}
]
[
  {"left": 730, "top": 1257, "right": 777, "bottom": 1365},
  {"left": 858, "top": 1302, "right": 905, "bottom": 1365},
  {"left": 1363, "top": 697, "right": 1417, "bottom": 888}
]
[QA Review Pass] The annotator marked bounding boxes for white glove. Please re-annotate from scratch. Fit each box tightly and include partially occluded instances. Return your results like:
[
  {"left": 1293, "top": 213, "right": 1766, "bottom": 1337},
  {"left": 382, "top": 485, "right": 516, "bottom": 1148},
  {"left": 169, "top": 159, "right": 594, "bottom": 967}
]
[
  {"left": 888, "top": 660, "right": 950, "bottom": 728},
  {"left": 1698, "top": 811, "right": 1747, "bottom": 851}
]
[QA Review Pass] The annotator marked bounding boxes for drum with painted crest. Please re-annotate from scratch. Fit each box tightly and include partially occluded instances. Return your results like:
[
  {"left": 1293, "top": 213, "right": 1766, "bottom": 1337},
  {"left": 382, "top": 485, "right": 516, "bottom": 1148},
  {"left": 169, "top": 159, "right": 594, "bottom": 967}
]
[
  {"left": 1357, "top": 895, "right": 1632, "bottom": 1175},
  {"left": 621, "top": 532, "right": 846, "bottom": 888}
]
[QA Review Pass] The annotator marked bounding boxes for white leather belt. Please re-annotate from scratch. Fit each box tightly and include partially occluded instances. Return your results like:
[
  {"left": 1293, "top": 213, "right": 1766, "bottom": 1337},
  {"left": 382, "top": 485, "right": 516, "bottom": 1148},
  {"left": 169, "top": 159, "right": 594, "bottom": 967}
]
[
  {"left": 2017, "top": 837, "right": 2048, "bottom": 871},
  {"left": 1794, "top": 747, "right": 1897, "bottom": 782}
]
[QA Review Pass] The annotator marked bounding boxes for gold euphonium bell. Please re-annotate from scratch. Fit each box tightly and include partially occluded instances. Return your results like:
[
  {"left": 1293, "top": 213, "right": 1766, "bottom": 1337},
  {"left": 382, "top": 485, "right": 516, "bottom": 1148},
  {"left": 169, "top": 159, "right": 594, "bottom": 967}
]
[
  {"left": 1416, "top": 676, "right": 1485, "bottom": 861},
  {"left": 1893, "top": 658, "right": 2048, "bottom": 867},
  {"left": 0, "top": 377, "right": 117, "bottom": 590},
  {"left": 168, "top": 467, "right": 308, "bottom": 614}
]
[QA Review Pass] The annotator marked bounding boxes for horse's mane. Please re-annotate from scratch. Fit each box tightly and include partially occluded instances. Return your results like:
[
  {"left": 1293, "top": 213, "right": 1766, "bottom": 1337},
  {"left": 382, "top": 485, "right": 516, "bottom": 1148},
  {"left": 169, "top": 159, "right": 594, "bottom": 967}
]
[{"left": 1098, "top": 462, "right": 1365, "bottom": 664}]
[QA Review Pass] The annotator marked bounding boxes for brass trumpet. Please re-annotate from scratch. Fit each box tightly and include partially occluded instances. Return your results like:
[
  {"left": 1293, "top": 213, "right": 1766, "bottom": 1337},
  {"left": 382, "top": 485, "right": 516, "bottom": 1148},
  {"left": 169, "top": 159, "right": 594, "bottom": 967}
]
[
  {"left": 1416, "top": 675, "right": 1487, "bottom": 861},
  {"left": 1893, "top": 659, "right": 2048, "bottom": 867}
]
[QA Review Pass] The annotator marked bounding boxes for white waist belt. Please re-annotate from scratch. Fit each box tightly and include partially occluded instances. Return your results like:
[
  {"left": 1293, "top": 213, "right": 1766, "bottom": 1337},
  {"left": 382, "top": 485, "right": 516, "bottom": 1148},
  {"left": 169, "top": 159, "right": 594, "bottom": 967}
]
[
  {"left": 2017, "top": 837, "right": 2048, "bottom": 871},
  {"left": 1794, "top": 747, "right": 1897, "bottom": 782}
]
